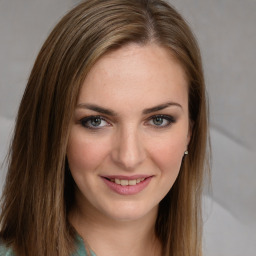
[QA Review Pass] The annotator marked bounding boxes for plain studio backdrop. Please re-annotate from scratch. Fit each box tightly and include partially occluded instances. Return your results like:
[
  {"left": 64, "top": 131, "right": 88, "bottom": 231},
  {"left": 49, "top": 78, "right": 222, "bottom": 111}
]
[{"left": 0, "top": 1, "right": 255, "bottom": 255}]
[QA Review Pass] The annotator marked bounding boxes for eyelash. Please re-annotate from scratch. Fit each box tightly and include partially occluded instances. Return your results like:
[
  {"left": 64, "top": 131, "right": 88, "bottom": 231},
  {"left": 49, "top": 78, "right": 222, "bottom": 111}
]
[
  {"left": 79, "top": 114, "right": 176, "bottom": 130},
  {"left": 146, "top": 114, "right": 176, "bottom": 128},
  {"left": 79, "top": 115, "right": 109, "bottom": 129}
]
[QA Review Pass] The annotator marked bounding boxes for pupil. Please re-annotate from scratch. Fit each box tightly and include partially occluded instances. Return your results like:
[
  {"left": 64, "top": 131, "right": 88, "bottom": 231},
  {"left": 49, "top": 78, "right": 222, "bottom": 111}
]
[
  {"left": 153, "top": 117, "right": 163, "bottom": 125},
  {"left": 91, "top": 118, "right": 101, "bottom": 126}
]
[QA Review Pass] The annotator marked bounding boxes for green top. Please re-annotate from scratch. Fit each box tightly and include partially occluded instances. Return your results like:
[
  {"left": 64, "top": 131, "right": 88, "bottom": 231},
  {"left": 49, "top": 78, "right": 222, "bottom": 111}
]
[
  {"left": 73, "top": 235, "right": 96, "bottom": 256},
  {"left": 0, "top": 235, "right": 96, "bottom": 256}
]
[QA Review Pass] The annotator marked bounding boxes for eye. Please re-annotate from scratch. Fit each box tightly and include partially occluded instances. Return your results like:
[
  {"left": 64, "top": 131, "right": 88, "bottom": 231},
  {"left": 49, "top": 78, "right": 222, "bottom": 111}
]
[
  {"left": 147, "top": 115, "right": 176, "bottom": 128},
  {"left": 80, "top": 116, "right": 110, "bottom": 129}
]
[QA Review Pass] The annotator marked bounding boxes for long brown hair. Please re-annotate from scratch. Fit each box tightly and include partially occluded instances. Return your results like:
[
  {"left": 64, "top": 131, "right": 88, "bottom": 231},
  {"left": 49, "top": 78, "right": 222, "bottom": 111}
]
[{"left": 0, "top": 0, "right": 210, "bottom": 255}]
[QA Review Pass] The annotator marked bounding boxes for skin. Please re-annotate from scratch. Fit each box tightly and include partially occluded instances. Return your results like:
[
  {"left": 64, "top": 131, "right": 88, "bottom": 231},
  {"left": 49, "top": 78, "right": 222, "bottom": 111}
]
[{"left": 67, "top": 43, "right": 191, "bottom": 256}]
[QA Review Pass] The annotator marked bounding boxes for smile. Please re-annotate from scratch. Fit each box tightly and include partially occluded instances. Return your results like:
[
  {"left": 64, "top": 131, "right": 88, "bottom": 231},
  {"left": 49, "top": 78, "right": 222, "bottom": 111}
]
[
  {"left": 109, "top": 178, "right": 145, "bottom": 186},
  {"left": 101, "top": 176, "right": 153, "bottom": 195}
]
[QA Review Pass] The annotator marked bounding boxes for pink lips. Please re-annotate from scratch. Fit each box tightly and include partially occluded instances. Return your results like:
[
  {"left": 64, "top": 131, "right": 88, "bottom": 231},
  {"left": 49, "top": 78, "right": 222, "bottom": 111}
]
[{"left": 101, "top": 175, "right": 153, "bottom": 195}]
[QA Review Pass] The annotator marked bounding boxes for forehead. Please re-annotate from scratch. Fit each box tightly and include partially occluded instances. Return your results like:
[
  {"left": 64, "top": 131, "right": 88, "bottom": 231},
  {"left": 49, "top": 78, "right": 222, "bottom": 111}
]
[{"left": 78, "top": 43, "right": 188, "bottom": 111}]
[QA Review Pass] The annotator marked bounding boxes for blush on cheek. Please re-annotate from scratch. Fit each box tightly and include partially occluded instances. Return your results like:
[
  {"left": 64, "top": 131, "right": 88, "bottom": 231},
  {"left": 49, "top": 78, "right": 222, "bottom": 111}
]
[
  {"left": 67, "top": 138, "right": 108, "bottom": 173},
  {"left": 151, "top": 142, "right": 185, "bottom": 173},
  {"left": 153, "top": 138, "right": 184, "bottom": 156}
]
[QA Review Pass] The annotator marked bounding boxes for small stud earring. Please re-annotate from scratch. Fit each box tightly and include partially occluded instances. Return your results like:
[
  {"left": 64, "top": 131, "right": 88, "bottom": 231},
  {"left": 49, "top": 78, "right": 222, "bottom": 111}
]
[{"left": 184, "top": 150, "right": 188, "bottom": 155}]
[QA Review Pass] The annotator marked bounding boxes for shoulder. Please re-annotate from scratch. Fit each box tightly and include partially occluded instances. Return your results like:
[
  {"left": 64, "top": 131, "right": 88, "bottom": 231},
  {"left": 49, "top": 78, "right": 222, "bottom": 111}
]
[
  {"left": 0, "top": 236, "right": 96, "bottom": 256},
  {"left": 0, "top": 241, "right": 15, "bottom": 256}
]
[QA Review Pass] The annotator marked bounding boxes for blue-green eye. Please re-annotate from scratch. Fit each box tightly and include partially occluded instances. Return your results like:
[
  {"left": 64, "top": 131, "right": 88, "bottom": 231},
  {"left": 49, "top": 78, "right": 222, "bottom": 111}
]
[
  {"left": 80, "top": 116, "right": 109, "bottom": 129},
  {"left": 148, "top": 115, "right": 175, "bottom": 128}
]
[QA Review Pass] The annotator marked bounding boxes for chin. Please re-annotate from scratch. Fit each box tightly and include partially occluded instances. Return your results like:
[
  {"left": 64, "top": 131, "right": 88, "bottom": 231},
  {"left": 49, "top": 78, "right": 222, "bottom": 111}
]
[{"left": 100, "top": 201, "right": 159, "bottom": 223}]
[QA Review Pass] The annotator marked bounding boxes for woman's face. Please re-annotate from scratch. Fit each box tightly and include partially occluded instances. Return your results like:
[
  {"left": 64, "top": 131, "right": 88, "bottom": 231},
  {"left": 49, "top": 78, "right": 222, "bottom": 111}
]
[{"left": 67, "top": 43, "right": 190, "bottom": 222}]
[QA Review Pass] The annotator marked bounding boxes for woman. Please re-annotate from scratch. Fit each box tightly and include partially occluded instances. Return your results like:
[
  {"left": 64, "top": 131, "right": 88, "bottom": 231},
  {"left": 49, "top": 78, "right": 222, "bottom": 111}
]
[{"left": 0, "top": 0, "right": 210, "bottom": 255}]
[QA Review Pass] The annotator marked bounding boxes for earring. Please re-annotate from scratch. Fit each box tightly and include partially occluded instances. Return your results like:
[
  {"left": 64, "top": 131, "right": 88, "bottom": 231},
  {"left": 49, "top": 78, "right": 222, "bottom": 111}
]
[{"left": 184, "top": 150, "right": 188, "bottom": 155}]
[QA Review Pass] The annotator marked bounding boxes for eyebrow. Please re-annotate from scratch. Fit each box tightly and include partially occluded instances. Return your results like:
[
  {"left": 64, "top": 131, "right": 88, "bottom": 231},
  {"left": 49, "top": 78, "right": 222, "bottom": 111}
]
[
  {"left": 142, "top": 102, "right": 182, "bottom": 114},
  {"left": 76, "top": 103, "right": 117, "bottom": 116},
  {"left": 76, "top": 102, "right": 182, "bottom": 116}
]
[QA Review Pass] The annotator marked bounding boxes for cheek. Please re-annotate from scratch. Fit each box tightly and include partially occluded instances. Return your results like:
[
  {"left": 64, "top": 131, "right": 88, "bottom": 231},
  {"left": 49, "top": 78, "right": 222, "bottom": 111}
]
[
  {"left": 66, "top": 132, "right": 108, "bottom": 173},
  {"left": 148, "top": 135, "right": 186, "bottom": 175}
]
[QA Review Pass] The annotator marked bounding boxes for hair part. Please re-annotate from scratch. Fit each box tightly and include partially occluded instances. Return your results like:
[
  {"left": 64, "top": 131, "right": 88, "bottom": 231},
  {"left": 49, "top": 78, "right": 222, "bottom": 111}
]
[{"left": 0, "top": 1, "right": 210, "bottom": 255}]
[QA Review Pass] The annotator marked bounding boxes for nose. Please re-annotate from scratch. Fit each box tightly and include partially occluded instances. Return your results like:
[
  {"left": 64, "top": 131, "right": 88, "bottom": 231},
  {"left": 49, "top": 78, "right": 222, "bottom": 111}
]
[{"left": 111, "top": 126, "right": 146, "bottom": 170}]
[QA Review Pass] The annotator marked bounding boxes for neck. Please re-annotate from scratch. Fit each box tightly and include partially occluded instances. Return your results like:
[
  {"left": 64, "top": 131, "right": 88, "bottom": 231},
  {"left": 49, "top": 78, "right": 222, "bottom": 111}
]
[{"left": 69, "top": 194, "right": 161, "bottom": 256}]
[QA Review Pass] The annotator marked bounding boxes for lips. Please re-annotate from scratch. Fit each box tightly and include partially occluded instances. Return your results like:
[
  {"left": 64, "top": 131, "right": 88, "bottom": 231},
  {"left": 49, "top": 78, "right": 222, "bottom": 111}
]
[{"left": 101, "top": 175, "right": 153, "bottom": 195}]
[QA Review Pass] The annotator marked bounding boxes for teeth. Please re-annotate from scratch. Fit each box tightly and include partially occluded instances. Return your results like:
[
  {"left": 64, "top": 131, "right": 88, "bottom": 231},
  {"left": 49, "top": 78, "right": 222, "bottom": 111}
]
[
  {"left": 113, "top": 178, "right": 146, "bottom": 186},
  {"left": 120, "top": 180, "right": 128, "bottom": 186},
  {"left": 128, "top": 180, "right": 136, "bottom": 185},
  {"left": 115, "top": 178, "right": 121, "bottom": 184}
]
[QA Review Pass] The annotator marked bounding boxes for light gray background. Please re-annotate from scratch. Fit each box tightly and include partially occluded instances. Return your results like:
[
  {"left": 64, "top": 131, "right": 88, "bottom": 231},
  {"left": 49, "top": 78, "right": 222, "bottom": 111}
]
[{"left": 0, "top": 1, "right": 255, "bottom": 255}]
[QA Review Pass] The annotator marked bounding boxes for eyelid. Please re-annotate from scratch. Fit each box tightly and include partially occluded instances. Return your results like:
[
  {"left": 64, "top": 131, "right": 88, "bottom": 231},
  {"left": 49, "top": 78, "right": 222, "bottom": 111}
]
[
  {"left": 79, "top": 114, "right": 176, "bottom": 130},
  {"left": 145, "top": 114, "right": 176, "bottom": 128},
  {"left": 79, "top": 115, "right": 111, "bottom": 129}
]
